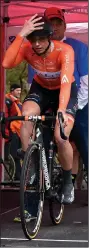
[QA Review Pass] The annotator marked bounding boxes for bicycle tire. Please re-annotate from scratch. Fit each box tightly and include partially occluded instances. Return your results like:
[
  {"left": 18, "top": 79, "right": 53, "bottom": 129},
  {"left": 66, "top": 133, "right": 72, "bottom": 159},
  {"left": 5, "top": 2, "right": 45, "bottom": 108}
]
[
  {"left": 5, "top": 154, "right": 16, "bottom": 180},
  {"left": 20, "top": 143, "right": 44, "bottom": 240},
  {"left": 49, "top": 200, "right": 64, "bottom": 225},
  {"left": 49, "top": 159, "right": 64, "bottom": 225}
]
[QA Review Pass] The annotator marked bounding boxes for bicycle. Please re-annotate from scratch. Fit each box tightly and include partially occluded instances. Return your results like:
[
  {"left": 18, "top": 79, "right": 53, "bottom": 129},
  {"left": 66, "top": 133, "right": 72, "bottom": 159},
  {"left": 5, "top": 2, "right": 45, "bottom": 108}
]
[
  {"left": 0, "top": 119, "right": 16, "bottom": 182},
  {"left": 0, "top": 111, "right": 67, "bottom": 240},
  {"left": 76, "top": 157, "right": 88, "bottom": 190}
]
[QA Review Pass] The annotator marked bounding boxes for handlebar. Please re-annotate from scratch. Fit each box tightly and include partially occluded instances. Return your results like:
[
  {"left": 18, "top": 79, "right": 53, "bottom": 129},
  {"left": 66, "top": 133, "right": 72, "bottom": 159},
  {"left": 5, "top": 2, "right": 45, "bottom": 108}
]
[
  {"left": 0, "top": 112, "right": 9, "bottom": 139},
  {"left": 0, "top": 112, "right": 68, "bottom": 140}
]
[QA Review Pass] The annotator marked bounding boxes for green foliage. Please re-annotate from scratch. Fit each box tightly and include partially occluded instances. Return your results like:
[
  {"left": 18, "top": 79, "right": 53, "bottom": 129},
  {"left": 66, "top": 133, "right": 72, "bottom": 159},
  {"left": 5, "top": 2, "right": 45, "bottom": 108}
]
[{"left": 6, "top": 61, "right": 30, "bottom": 101}]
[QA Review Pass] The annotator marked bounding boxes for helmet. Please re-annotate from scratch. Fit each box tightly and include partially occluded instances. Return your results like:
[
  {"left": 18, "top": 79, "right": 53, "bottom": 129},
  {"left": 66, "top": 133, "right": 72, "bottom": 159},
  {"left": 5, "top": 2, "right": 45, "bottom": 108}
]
[{"left": 26, "top": 16, "right": 53, "bottom": 41}]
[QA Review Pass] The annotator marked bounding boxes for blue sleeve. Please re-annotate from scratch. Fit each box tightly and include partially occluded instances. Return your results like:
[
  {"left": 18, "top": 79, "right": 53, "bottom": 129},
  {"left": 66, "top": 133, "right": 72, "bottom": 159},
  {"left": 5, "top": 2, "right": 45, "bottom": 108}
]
[
  {"left": 77, "top": 43, "right": 88, "bottom": 77},
  {"left": 28, "top": 65, "right": 35, "bottom": 84}
]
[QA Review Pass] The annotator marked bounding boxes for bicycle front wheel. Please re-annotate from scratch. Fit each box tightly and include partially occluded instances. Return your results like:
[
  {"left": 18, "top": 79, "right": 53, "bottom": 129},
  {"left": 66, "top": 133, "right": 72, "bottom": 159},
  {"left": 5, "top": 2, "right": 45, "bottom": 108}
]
[{"left": 20, "top": 143, "right": 44, "bottom": 240}]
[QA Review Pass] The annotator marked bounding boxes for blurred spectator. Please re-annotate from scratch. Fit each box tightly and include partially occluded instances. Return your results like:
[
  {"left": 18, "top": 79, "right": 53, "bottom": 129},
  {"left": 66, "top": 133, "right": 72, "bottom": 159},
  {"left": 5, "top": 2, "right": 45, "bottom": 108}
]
[{"left": 5, "top": 83, "right": 22, "bottom": 180}]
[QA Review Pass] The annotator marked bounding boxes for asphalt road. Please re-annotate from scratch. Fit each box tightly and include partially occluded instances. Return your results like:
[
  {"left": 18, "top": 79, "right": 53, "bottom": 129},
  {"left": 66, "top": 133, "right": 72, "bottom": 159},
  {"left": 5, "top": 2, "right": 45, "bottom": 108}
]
[{"left": 1, "top": 189, "right": 88, "bottom": 248}]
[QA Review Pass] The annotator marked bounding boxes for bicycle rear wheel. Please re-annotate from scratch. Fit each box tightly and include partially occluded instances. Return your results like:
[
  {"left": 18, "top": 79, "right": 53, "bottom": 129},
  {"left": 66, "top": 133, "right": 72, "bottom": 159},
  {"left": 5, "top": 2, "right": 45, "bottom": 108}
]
[
  {"left": 20, "top": 143, "right": 44, "bottom": 240},
  {"left": 49, "top": 199, "right": 64, "bottom": 225},
  {"left": 5, "top": 154, "right": 16, "bottom": 180},
  {"left": 49, "top": 159, "right": 64, "bottom": 225}
]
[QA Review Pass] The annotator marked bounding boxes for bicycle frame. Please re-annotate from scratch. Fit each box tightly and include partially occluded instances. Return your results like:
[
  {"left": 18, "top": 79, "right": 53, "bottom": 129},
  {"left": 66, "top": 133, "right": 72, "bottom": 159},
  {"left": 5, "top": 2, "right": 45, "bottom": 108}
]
[{"left": 35, "top": 122, "right": 52, "bottom": 191}]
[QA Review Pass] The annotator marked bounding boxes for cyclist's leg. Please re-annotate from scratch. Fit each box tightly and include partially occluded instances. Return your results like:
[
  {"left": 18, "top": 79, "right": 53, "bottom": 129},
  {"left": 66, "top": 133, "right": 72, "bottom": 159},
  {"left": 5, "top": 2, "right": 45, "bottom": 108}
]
[
  {"left": 14, "top": 83, "right": 41, "bottom": 222},
  {"left": 20, "top": 80, "right": 55, "bottom": 153},
  {"left": 55, "top": 119, "right": 74, "bottom": 202},
  {"left": 20, "top": 101, "right": 40, "bottom": 151},
  {"left": 54, "top": 81, "right": 78, "bottom": 204},
  {"left": 20, "top": 81, "right": 43, "bottom": 152}
]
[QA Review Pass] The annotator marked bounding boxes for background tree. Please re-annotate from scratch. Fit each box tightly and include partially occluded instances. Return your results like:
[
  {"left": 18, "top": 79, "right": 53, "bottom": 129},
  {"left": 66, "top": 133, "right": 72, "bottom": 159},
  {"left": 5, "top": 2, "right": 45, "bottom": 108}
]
[{"left": 6, "top": 61, "right": 30, "bottom": 101}]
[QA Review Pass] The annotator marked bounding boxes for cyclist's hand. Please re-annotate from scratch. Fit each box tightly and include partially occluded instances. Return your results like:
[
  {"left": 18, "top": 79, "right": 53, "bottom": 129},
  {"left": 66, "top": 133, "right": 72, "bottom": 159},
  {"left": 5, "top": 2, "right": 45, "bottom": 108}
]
[
  {"left": 57, "top": 110, "right": 68, "bottom": 128},
  {"left": 19, "top": 14, "right": 44, "bottom": 38}
]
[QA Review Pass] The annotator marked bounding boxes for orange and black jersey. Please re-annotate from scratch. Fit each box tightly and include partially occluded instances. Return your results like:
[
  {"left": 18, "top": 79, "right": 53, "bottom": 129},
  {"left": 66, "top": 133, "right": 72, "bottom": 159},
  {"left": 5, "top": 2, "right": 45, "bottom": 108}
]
[{"left": 2, "top": 35, "right": 75, "bottom": 111}]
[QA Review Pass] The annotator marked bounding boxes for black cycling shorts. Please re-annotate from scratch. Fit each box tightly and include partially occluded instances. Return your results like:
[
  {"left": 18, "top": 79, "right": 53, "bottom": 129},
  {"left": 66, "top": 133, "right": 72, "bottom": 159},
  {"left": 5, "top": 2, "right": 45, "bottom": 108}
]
[{"left": 23, "top": 79, "right": 78, "bottom": 118}]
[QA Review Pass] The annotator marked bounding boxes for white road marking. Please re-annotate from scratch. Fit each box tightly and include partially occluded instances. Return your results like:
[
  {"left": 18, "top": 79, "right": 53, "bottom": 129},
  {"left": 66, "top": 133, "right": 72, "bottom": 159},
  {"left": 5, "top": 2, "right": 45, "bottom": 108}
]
[
  {"left": 1, "top": 206, "right": 19, "bottom": 215},
  {"left": 1, "top": 237, "right": 88, "bottom": 243},
  {"left": 73, "top": 221, "right": 82, "bottom": 224}
]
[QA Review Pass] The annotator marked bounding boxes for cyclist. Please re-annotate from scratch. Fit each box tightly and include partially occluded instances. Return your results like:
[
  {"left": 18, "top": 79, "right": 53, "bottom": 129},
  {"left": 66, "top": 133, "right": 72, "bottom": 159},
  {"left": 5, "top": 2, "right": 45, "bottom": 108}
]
[
  {"left": 2, "top": 14, "right": 77, "bottom": 204},
  {"left": 44, "top": 7, "right": 88, "bottom": 186}
]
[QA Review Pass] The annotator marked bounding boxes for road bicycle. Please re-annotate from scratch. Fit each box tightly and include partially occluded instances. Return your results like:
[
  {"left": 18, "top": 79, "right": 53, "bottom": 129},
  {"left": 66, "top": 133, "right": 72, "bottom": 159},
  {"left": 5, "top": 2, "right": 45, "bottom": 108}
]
[
  {"left": 0, "top": 111, "right": 67, "bottom": 240},
  {"left": 0, "top": 122, "right": 16, "bottom": 182}
]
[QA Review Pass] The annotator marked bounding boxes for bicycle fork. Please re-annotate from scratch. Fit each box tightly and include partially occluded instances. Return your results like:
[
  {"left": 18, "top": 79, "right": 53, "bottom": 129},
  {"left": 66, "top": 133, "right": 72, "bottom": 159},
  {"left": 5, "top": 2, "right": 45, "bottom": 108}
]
[
  {"left": 36, "top": 126, "right": 53, "bottom": 192},
  {"left": 41, "top": 147, "right": 50, "bottom": 190},
  {"left": 41, "top": 140, "right": 54, "bottom": 191}
]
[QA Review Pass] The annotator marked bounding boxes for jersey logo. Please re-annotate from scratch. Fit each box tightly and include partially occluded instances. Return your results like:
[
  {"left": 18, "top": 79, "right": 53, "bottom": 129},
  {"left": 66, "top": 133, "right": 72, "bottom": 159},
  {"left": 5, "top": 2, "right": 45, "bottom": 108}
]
[
  {"left": 33, "top": 67, "right": 60, "bottom": 79},
  {"left": 61, "top": 75, "right": 69, "bottom": 84},
  {"left": 9, "top": 36, "right": 16, "bottom": 43},
  {"left": 56, "top": 48, "right": 62, "bottom": 51}
]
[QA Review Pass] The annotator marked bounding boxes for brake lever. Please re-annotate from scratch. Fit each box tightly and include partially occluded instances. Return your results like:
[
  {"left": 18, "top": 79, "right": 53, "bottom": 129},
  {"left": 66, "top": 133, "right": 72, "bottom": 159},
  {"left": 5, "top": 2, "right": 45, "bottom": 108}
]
[
  {"left": 0, "top": 112, "right": 5, "bottom": 123},
  {"left": 0, "top": 112, "right": 10, "bottom": 139},
  {"left": 58, "top": 112, "right": 68, "bottom": 140}
]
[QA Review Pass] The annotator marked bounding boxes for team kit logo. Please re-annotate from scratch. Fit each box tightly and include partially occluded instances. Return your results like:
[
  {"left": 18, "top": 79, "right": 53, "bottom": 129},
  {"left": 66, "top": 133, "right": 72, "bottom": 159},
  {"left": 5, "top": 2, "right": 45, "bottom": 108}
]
[
  {"left": 61, "top": 75, "right": 69, "bottom": 84},
  {"left": 9, "top": 36, "right": 16, "bottom": 43}
]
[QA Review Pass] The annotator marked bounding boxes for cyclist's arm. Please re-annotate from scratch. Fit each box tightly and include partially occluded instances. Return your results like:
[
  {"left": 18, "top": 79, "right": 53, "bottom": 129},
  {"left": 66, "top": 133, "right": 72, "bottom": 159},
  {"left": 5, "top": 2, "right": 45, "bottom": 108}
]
[
  {"left": 2, "top": 35, "right": 30, "bottom": 68},
  {"left": 58, "top": 46, "right": 74, "bottom": 111}
]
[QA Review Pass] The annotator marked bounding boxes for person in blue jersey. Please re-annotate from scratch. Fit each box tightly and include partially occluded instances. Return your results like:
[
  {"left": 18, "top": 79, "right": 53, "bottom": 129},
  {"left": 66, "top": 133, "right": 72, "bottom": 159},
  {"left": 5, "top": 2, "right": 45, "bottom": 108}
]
[{"left": 44, "top": 7, "right": 88, "bottom": 186}]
